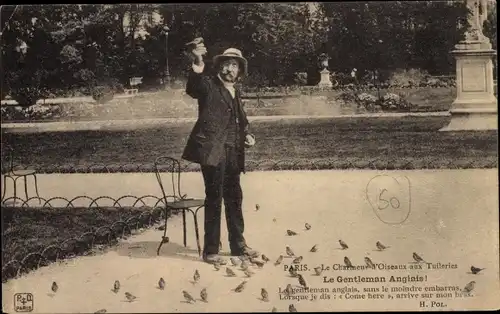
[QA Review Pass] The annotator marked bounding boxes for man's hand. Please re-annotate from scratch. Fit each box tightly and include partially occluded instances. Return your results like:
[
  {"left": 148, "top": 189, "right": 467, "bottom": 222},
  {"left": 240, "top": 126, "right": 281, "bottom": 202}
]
[
  {"left": 244, "top": 133, "right": 256, "bottom": 148},
  {"left": 186, "top": 37, "right": 207, "bottom": 65}
]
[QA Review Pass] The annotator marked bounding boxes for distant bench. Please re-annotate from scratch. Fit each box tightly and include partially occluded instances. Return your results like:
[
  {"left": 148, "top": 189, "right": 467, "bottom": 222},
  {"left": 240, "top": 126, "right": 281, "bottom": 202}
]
[{"left": 124, "top": 89, "right": 139, "bottom": 95}]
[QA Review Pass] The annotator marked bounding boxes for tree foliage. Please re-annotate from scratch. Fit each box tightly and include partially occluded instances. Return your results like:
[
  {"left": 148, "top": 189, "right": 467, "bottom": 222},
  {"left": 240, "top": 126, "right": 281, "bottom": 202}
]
[{"left": 1, "top": 2, "right": 491, "bottom": 106}]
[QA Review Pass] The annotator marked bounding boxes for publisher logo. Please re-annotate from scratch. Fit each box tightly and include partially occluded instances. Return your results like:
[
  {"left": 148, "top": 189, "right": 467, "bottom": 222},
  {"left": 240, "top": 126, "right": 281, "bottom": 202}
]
[{"left": 14, "top": 293, "right": 33, "bottom": 312}]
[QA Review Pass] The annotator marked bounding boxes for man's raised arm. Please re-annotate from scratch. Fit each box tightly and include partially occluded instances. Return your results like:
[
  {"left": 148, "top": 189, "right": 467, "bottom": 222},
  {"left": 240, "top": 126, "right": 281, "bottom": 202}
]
[{"left": 186, "top": 39, "right": 210, "bottom": 99}]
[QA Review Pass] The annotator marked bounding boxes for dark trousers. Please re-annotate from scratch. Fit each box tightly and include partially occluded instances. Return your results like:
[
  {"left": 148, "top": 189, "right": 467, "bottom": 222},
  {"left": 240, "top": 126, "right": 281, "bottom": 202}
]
[{"left": 201, "top": 145, "right": 246, "bottom": 255}]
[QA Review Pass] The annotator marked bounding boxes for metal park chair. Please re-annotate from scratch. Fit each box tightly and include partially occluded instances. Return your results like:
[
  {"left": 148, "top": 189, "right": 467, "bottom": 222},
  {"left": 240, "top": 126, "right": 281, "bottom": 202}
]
[
  {"left": 1, "top": 144, "right": 41, "bottom": 204},
  {"left": 154, "top": 156, "right": 205, "bottom": 256}
]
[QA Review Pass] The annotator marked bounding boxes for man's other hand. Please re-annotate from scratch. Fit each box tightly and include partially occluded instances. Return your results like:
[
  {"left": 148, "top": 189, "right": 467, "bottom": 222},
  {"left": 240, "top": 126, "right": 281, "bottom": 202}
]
[{"left": 244, "top": 133, "right": 256, "bottom": 148}]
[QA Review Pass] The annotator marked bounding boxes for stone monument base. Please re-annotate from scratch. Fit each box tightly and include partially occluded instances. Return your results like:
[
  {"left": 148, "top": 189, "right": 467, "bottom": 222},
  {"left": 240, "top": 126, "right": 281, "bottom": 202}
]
[
  {"left": 440, "top": 46, "right": 498, "bottom": 132},
  {"left": 317, "top": 69, "right": 333, "bottom": 88}
]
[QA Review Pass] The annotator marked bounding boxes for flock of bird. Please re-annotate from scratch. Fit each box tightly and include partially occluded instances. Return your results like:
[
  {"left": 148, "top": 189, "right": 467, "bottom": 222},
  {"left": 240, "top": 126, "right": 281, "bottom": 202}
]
[{"left": 43, "top": 203, "right": 484, "bottom": 313}]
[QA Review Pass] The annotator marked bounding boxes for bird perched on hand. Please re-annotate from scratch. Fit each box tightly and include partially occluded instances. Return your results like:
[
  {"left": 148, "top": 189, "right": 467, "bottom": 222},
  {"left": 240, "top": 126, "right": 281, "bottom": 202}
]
[
  {"left": 470, "top": 266, "right": 485, "bottom": 274},
  {"left": 463, "top": 281, "right": 476, "bottom": 293},
  {"left": 286, "top": 246, "right": 295, "bottom": 257},
  {"left": 112, "top": 280, "right": 120, "bottom": 293},
  {"left": 376, "top": 241, "right": 389, "bottom": 251},
  {"left": 344, "top": 256, "right": 353, "bottom": 268},
  {"left": 261, "top": 288, "right": 269, "bottom": 302},
  {"left": 310, "top": 244, "right": 318, "bottom": 252},
  {"left": 185, "top": 37, "right": 204, "bottom": 47},
  {"left": 289, "top": 266, "right": 298, "bottom": 277},
  {"left": 51, "top": 281, "right": 58, "bottom": 293},
  {"left": 287, "top": 229, "right": 298, "bottom": 236},
  {"left": 304, "top": 223, "right": 311, "bottom": 230},
  {"left": 412, "top": 252, "right": 425, "bottom": 263},
  {"left": 230, "top": 257, "right": 240, "bottom": 266},
  {"left": 339, "top": 239, "right": 349, "bottom": 250},
  {"left": 200, "top": 288, "right": 208, "bottom": 302},
  {"left": 183, "top": 290, "right": 196, "bottom": 303},
  {"left": 233, "top": 281, "right": 248, "bottom": 293},
  {"left": 262, "top": 254, "right": 270, "bottom": 262},
  {"left": 314, "top": 266, "right": 323, "bottom": 276},
  {"left": 226, "top": 267, "right": 236, "bottom": 277},
  {"left": 289, "top": 304, "right": 298, "bottom": 312},
  {"left": 297, "top": 274, "right": 308, "bottom": 289},
  {"left": 292, "top": 256, "right": 303, "bottom": 264},
  {"left": 158, "top": 277, "right": 165, "bottom": 290},
  {"left": 193, "top": 269, "right": 200, "bottom": 283},
  {"left": 124, "top": 292, "right": 137, "bottom": 302},
  {"left": 365, "top": 257, "right": 376, "bottom": 269},
  {"left": 275, "top": 255, "right": 284, "bottom": 266}
]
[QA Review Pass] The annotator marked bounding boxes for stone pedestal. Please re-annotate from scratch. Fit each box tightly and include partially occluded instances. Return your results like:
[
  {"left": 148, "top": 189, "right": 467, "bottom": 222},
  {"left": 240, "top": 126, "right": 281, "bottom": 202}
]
[
  {"left": 440, "top": 44, "right": 497, "bottom": 131},
  {"left": 317, "top": 69, "right": 333, "bottom": 88}
]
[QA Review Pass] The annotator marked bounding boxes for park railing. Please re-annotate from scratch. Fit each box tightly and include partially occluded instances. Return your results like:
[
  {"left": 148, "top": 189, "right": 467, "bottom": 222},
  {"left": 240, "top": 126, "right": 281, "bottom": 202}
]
[{"left": 1, "top": 194, "right": 175, "bottom": 283}]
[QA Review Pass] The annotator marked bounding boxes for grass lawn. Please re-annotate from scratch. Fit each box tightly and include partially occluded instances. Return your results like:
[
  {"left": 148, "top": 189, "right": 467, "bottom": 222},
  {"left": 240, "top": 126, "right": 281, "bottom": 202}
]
[
  {"left": 2, "top": 116, "right": 497, "bottom": 171},
  {"left": 1, "top": 205, "right": 168, "bottom": 282}
]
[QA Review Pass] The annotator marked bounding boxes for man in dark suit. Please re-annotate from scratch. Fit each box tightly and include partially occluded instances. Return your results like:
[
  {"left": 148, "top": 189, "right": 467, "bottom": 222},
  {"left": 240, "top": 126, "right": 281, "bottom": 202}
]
[{"left": 182, "top": 38, "right": 259, "bottom": 264}]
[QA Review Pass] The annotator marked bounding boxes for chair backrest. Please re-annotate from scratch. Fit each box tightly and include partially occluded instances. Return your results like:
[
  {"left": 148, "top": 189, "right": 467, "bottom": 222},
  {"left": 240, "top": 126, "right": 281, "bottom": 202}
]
[{"left": 154, "top": 156, "right": 184, "bottom": 205}]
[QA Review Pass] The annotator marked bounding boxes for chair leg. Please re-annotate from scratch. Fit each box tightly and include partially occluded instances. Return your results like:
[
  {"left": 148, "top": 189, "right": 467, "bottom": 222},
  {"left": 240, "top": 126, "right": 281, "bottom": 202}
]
[
  {"left": 182, "top": 210, "right": 187, "bottom": 247},
  {"left": 192, "top": 210, "right": 202, "bottom": 256},
  {"left": 13, "top": 177, "right": 18, "bottom": 205},
  {"left": 24, "top": 176, "right": 29, "bottom": 201},
  {"left": 156, "top": 207, "right": 170, "bottom": 256},
  {"left": 1, "top": 175, "right": 7, "bottom": 202},
  {"left": 33, "top": 174, "right": 41, "bottom": 204}
]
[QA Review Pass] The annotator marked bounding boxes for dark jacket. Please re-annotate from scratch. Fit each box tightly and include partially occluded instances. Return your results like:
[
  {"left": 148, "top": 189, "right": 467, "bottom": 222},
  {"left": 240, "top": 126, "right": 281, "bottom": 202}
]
[{"left": 181, "top": 67, "right": 250, "bottom": 173}]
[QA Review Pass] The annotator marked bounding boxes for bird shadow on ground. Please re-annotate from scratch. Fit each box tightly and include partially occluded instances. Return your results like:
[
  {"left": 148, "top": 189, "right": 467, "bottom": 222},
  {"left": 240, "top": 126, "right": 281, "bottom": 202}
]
[{"left": 113, "top": 240, "right": 201, "bottom": 262}]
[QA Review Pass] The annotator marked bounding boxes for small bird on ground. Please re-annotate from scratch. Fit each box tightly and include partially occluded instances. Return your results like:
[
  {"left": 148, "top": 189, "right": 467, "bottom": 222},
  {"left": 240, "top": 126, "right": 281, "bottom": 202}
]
[
  {"left": 339, "top": 240, "right": 349, "bottom": 250},
  {"left": 314, "top": 266, "right": 323, "bottom": 276},
  {"left": 304, "top": 223, "right": 311, "bottom": 230},
  {"left": 275, "top": 255, "right": 284, "bottom": 265},
  {"left": 233, "top": 281, "right": 248, "bottom": 293},
  {"left": 226, "top": 267, "right": 236, "bottom": 277},
  {"left": 284, "top": 284, "right": 293, "bottom": 296},
  {"left": 365, "top": 257, "right": 376, "bottom": 269},
  {"left": 261, "top": 288, "right": 269, "bottom": 302},
  {"left": 51, "top": 281, "right": 58, "bottom": 293},
  {"left": 289, "top": 266, "right": 298, "bottom": 277},
  {"left": 158, "top": 277, "right": 165, "bottom": 290},
  {"left": 250, "top": 258, "right": 265, "bottom": 268},
  {"left": 286, "top": 246, "right": 295, "bottom": 257},
  {"left": 230, "top": 257, "right": 240, "bottom": 266},
  {"left": 297, "top": 274, "right": 308, "bottom": 289},
  {"left": 413, "top": 252, "right": 425, "bottom": 263},
  {"left": 344, "top": 256, "right": 353, "bottom": 268},
  {"left": 112, "top": 280, "right": 120, "bottom": 293},
  {"left": 240, "top": 260, "right": 250, "bottom": 271},
  {"left": 183, "top": 290, "right": 196, "bottom": 303},
  {"left": 287, "top": 230, "right": 298, "bottom": 236},
  {"left": 262, "top": 254, "right": 270, "bottom": 262},
  {"left": 219, "top": 241, "right": 223, "bottom": 251},
  {"left": 214, "top": 263, "right": 221, "bottom": 271},
  {"left": 289, "top": 304, "right": 298, "bottom": 312},
  {"left": 272, "top": 307, "right": 278, "bottom": 312},
  {"left": 124, "top": 292, "right": 136, "bottom": 302},
  {"left": 292, "top": 256, "right": 303, "bottom": 264},
  {"left": 273, "top": 218, "right": 277, "bottom": 223},
  {"left": 244, "top": 269, "right": 254, "bottom": 277},
  {"left": 470, "top": 266, "right": 485, "bottom": 274},
  {"left": 200, "top": 288, "right": 208, "bottom": 302},
  {"left": 256, "top": 204, "right": 260, "bottom": 211},
  {"left": 463, "top": 281, "right": 476, "bottom": 293},
  {"left": 310, "top": 245, "right": 318, "bottom": 252},
  {"left": 94, "top": 309, "right": 107, "bottom": 314},
  {"left": 193, "top": 270, "right": 200, "bottom": 283},
  {"left": 376, "top": 241, "right": 389, "bottom": 251}
]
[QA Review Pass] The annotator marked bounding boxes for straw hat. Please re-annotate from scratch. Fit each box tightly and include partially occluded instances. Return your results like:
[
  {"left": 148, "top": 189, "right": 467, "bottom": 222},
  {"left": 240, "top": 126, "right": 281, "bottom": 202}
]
[{"left": 212, "top": 48, "right": 248, "bottom": 77}]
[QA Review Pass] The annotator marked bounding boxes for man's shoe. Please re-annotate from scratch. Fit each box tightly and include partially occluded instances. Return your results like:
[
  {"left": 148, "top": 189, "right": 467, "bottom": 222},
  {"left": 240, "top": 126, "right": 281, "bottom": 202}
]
[
  {"left": 232, "top": 245, "right": 260, "bottom": 258},
  {"left": 203, "top": 254, "right": 227, "bottom": 265}
]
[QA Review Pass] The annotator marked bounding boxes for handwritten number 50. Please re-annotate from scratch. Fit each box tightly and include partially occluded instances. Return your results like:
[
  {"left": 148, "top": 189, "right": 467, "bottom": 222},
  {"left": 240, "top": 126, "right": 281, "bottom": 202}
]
[{"left": 378, "top": 189, "right": 400, "bottom": 210}]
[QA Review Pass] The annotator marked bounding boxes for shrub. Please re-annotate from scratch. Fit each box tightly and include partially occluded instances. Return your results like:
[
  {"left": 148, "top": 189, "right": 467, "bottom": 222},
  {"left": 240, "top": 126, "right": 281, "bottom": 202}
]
[
  {"left": 380, "top": 92, "right": 412, "bottom": 111},
  {"left": 388, "top": 68, "right": 429, "bottom": 88}
]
